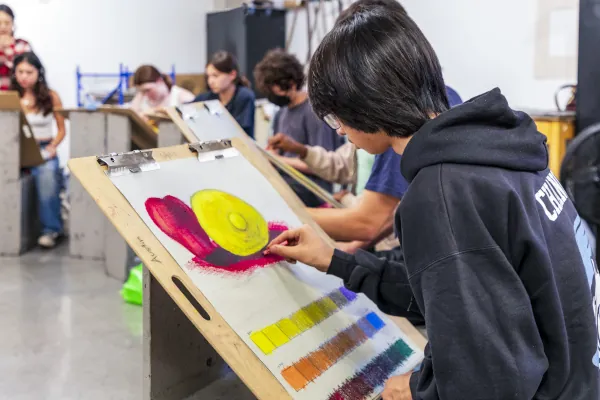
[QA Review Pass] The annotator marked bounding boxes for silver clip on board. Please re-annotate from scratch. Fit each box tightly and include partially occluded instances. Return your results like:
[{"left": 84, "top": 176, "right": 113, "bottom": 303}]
[
  {"left": 177, "top": 101, "right": 244, "bottom": 142},
  {"left": 188, "top": 140, "right": 240, "bottom": 162},
  {"left": 97, "top": 149, "right": 160, "bottom": 177}
]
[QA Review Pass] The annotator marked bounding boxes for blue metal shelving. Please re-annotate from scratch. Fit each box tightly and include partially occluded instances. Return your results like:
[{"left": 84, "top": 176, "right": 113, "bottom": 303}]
[{"left": 76, "top": 64, "right": 176, "bottom": 107}]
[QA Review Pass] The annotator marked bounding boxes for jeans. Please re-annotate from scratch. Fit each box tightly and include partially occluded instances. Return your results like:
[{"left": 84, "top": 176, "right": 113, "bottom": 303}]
[{"left": 31, "top": 156, "right": 63, "bottom": 234}]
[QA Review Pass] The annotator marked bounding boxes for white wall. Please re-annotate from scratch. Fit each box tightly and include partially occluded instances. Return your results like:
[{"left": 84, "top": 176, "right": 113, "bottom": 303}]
[
  {"left": 400, "top": 0, "right": 577, "bottom": 110},
  {"left": 287, "top": 0, "right": 578, "bottom": 111},
  {"left": 7, "top": 0, "right": 577, "bottom": 111},
  {"left": 7, "top": 0, "right": 214, "bottom": 107}
]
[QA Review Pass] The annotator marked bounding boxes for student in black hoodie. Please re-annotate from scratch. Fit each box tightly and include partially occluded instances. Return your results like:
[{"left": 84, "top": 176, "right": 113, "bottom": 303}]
[{"left": 266, "top": 2, "right": 600, "bottom": 399}]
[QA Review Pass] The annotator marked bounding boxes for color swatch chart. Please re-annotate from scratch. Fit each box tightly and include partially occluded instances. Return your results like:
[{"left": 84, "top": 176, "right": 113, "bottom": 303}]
[
  {"left": 250, "top": 287, "right": 358, "bottom": 355},
  {"left": 249, "top": 286, "right": 416, "bottom": 398},
  {"left": 281, "top": 312, "right": 387, "bottom": 391},
  {"left": 328, "top": 339, "right": 415, "bottom": 400}
]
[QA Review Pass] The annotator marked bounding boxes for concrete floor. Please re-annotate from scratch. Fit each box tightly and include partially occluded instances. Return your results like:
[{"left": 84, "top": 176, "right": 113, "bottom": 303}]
[
  {"left": 0, "top": 243, "right": 259, "bottom": 400},
  {"left": 0, "top": 243, "right": 143, "bottom": 400}
]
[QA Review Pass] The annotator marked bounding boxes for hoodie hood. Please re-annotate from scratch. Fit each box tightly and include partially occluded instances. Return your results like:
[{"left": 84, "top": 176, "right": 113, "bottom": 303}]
[{"left": 401, "top": 88, "right": 548, "bottom": 182}]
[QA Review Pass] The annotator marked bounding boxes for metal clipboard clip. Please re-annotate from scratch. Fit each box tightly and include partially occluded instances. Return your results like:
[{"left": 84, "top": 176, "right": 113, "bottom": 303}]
[
  {"left": 97, "top": 149, "right": 160, "bottom": 177},
  {"left": 189, "top": 140, "right": 239, "bottom": 162}
]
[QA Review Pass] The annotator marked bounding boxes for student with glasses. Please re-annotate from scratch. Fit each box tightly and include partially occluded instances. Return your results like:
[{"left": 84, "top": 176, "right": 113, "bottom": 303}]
[{"left": 266, "top": 1, "right": 600, "bottom": 399}]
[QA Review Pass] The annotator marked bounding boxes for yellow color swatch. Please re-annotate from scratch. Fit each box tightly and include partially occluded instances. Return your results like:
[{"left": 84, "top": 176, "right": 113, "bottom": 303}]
[
  {"left": 304, "top": 302, "right": 327, "bottom": 323},
  {"left": 250, "top": 331, "right": 276, "bottom": 355},
  {"left": 262, "top": 324, "right": 290, "bottom": 347},
  {"left": 290, "top": 309, "right": 316, "bottom": 331},
  {"left": 316, "top": 297, "right": 338, "bottom": 315},
  {"left": 277, "top": 318, "right": 301, "bottom": 339}
]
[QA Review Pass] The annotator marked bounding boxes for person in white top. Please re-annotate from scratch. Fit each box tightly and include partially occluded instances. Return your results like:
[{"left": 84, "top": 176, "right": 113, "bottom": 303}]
[
  {"left": 130, "top": 64, "right": 194, "bottom": 119},
  {"left": 11, "top": 52, "right": 65, "bottom": 248}
]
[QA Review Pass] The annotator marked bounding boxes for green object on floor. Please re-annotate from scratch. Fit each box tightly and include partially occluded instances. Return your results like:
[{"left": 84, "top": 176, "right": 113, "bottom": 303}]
[{"left": 121, "top": 264, "right": 143, "bottom": 306}]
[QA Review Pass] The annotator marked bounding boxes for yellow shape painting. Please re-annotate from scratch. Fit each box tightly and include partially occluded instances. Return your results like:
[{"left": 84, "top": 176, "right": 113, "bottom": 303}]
[{"left": 191, "top": 189, "right": 269, "bottom": 256}]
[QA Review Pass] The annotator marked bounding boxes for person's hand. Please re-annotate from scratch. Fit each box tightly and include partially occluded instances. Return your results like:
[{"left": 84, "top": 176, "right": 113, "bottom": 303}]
[
  {"left": 265, "top": 224, "right": 334, "bottom": 272},
  {"left": 333, "top": 189, "right": 350, "bottom": 202},
  {"left": 382, "top": 373, "right": 413, "bottom": 400},
  {"left": 267, "top": 133, "right": 307, "bottom": 158},
  {"left": 44, "top": 144, "right": 57, "bottom": 159}
]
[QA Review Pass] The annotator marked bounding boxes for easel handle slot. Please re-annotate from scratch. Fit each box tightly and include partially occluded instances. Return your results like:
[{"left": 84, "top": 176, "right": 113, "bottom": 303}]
[{"left": 172, "top": 275, "right": 212, "bottom": 321}]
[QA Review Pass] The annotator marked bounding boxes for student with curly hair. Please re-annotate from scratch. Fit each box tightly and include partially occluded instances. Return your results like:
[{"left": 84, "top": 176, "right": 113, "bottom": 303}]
[
  {"left": 254, "top": 49, "right": 344, "bottom": 207},
  {"left": 11, "top": 52, "right": 65, "bottom": 248}
]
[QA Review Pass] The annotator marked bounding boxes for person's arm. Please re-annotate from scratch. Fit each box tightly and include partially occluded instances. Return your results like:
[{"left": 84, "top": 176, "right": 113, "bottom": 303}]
[
  {"left": 48, "top": 91, "right": 66, "bottom": 157},
  {"left": 407, "top": 248, "right": 548, "bottom": 399},
  {"left": 130, "top": 92, "right": 144, "bottom": 114},
  {"left": 275, "top": 155, "right": 313, "bottom": 174},
  {"left": 308, "top": 189, "right": 399, "bottom": 241},
  {"left": 236, "top": 93, "right": 256, "bottom": 138},
  {"left": 336, "top": 201, "right": 396, "bottom": 253},
  {"left": 329, "top": 248, "right": 423, "bottom": 323},
  {"left": 193, "top": 92, "right": 211, "bottom": 103},
  {"left": 265, "top": 225, "right": 423, "bottom": 323},
  {"left": 302, "top": 143, "right": 356, "bottom": 185},
  {"left": 178, "top": 87, "right": 196, "bottom": 104},
  {"left": 268, "top": 134, "right": 355, "bottom": 184}
]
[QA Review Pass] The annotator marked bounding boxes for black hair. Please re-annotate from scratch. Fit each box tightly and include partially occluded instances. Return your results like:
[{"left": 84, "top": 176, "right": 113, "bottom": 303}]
[
  {"left": 337, "top": 0, "right": 406, "bottom": 22},
  {"left": 208, "top": 51, "right": 251, "bottom": 88},
  {"left": 308, "top": 1, "right": 449, "bottom": 138},
  {"left": 253, "top": 49, "right": 305, "bottom": 96},
  {"left": 133, "top": 65, "right": 173, "bottom": 90},
  {"left": 0, "top": 4, "right": 14, "bottom": 20},
  {"left": 10, "top": 52, "right": 54, "bottom": 116}
]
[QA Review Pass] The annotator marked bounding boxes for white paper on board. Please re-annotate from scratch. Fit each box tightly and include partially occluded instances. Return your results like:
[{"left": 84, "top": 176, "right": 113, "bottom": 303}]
[{"left": 109, "top": 155, "right": 423, "bottom": 400}]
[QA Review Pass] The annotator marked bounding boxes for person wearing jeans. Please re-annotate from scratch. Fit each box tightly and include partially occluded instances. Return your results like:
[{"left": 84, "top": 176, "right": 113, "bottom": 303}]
[
  {"left": 31, "top": 149, "right": 63, "bottom": 238},
  {"left": 12, "top": 52, "right": 65, "bottom": 248}
]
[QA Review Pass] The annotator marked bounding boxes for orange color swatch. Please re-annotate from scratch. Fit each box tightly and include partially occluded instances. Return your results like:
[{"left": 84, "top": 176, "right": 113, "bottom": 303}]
[
  {"left": 281, "top": 312, "right": 386, "bottom": 391},
  {"left": 282, "top": 366, "right": 308, "bottom": 391}
]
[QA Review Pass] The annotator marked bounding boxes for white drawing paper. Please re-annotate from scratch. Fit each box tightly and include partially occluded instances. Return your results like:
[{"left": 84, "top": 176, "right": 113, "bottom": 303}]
[{"left": 110, "top": 154, "right": 423, "bottom": 400}]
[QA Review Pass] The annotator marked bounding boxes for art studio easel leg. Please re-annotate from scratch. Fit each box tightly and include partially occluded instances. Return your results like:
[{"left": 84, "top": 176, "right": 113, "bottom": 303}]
[
  {"left": 69, "top": 111, "right": 131, "bottom": 281},
  {"left": 69, "top": 111, "right": 107, "bottom": 260},
  {"left": 104, "top": 114, "right": 132, "bottom": 281},
  {"left": 0, "top": 110, "right": 37, "bottom": 255},
  {"left": 158, "top": 121, "right": 185, "bottom": 148},
  {"left": 143, "top": 266, "right": 242, "bottom": 399}
]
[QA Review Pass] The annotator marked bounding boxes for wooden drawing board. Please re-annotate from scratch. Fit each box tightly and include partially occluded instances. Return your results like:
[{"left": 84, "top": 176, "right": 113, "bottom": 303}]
[
  {"left": 165, "top": 102, "right": 345, "bottom": 208},
  {"left": 57, "top": 105, "right": 158, "bottom": 149},
  {"left": 0, "top": 91, "right": 44, "bottom": 168},
  {"left": 67, "top": 139, "right": 426, "bottom": 400}
]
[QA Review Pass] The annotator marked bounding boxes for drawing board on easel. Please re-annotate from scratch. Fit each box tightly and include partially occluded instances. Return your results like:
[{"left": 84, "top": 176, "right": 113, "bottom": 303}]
[
  {"left": 57, "top": 105, "right": 158, "bottom": 150},
  {"left": 67, "top": 138, "right": 426, "bottom": 400},
  {"left": 0, "top": 91, "right": 44, "bottom": 168},
  {"left": 165, "top": 101, "right": 345, "bottom": 208}
]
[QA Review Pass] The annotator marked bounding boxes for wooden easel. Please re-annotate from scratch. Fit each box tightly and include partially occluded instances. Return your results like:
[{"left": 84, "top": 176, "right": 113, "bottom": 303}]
[
  {"left": 145, "top": 111, "right": 186, "bottom": 148},
  {"left": 0, "top": 91, "right": 44, "bottom": 255},
  {"left": 58, "top": 106, "right": 158, "bottom": 280},
  {"left": 165, "top": 101, "right": 345, "bottom": 208},
  {"left": 68, "top": 139, "right": 426, "bottom": 400}
]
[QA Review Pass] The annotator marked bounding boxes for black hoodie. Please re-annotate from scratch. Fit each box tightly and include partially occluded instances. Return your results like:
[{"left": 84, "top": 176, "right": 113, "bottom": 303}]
[{"left": 328, "top": 89, "right": 599, "bottom": 399}]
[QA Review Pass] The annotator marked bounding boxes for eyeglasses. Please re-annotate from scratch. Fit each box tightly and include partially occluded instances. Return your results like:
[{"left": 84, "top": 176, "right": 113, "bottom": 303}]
[{"left": 323, "top": 114, "right": 341, "bottom": 130}]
